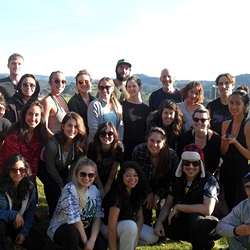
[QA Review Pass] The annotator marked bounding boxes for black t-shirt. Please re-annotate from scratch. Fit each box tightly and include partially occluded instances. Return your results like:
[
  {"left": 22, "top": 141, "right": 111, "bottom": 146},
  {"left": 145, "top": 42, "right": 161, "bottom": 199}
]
[{"left": 206, "top": 98, "right": 232, "bottom": 136}]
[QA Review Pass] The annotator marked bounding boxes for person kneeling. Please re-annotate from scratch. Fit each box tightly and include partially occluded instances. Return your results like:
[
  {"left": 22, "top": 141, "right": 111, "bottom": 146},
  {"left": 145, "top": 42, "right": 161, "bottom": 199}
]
[{"left": 154, "top": 143, "right": 220, "bottom": 250}]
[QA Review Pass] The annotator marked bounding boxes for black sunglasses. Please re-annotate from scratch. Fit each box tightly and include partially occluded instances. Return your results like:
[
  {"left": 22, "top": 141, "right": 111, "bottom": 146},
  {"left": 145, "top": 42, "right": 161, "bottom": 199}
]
[
  {"left": 182, "top": 160, "right": 200, "bottom": 167},
  {"left": 193, "top": 117, "right": 208, "bottom": 123},
  {"left": 53, "top": 79, "right": 67, "bottom": 84},
  {"left": 99, "top": 131, "right": 114, "bottom": 137},
  {"left": 78, "top": 80, "right": 89, "bottom": 85},
  {"left": 79, "top": 172, "right": 96, "bottom": 178},
  {"left": 98, "top": 85, "right": 111, "bottom": 91},
  {"left": 10, "top": 168, "right": 27, "bottom": 174},
  {"left": 22, "top": 82, "right": 36, "bottom": 89}
]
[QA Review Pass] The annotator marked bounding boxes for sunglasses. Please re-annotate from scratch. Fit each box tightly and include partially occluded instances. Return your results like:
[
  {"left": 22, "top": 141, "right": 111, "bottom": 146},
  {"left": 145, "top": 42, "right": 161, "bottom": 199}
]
[
  {"left": 244, "top": 185, "right": 250, "bottom": 190},
  {"left": 99, "top": 131, "right": 114, "bottom": 137},
  {"left": 78, "top": 80, "right": 89, "bottom": 85},
  {"left": 22, "top": 83, "right": 36, "bottom": 89},
  {"left": 79, "top": 172, "right": 96, "bottom": 178},
  {"left": 193, "top": 117, "right": 208, "bottom": 123},
  {"left": 53, "top": 79, "right": 67, "bottom": 84},
  {"left": 10, "top": 168, "right": 27, "bottom": 174},
  {"left": 182, "top": 160, "right": 200, "bottom": 167},
  {"left": 98, "top": 85, "right": 111, "bottom": 91}
]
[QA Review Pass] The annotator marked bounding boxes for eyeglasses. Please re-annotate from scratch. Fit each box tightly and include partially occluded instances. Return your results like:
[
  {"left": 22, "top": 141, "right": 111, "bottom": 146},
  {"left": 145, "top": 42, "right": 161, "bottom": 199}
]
[
  {"left": 98, "top": 85, "right": 111, "bottom": 91},
  {"left": 99, "top": 131, "right": 114, "bottom": 137},
  {"left": 79, "top": 172, "right": 96, "bottom": 178},
  {"left": 244, "top": 185, "right": 250, "bottom": 190},
  {"left": 52, "top": 79, "right": 67, "bottom": 84},
  {"left": 78, "top": 80, "right": 89, "bottom": 85},
  {"left": 22, "top": 83, "right": 36, "bottom": 89},
  {"left": 182, "top": 160, "right": 200, "bottom": 167},
  {"left": 193, "top": 117, "right": 208, "bottom": 123},
  {"left": 10, "top": 168, "right": 27, "bottom": 174}
]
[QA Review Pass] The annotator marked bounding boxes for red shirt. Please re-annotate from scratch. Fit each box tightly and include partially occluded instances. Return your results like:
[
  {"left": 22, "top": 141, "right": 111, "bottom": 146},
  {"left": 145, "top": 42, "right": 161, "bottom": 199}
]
[{"left": 0, "top": 129, "right": 42, "bottom": 176}]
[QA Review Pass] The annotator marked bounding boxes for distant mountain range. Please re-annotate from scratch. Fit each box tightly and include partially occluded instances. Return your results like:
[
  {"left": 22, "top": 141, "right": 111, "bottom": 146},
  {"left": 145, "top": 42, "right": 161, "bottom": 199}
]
[{"left": 1, "top": 73, "right": 250, "bottom": 104}]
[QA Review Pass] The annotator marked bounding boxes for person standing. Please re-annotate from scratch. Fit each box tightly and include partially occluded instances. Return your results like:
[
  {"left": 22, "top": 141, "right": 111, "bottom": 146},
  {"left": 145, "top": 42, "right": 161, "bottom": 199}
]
[
  {"left": 68, "top": 69, "right": 95, "bottom": 135},
  {"left": 149, "top": 68, "right": 182, "bottom": 111},
  {"left": 121, "top": 75, "right": 150, "bottom": 160},
  {"left": 0, "top": 53, "right": 24, "bottom": 101},
  {"left": 220, "top": 86, "right": 250, "bottom": 211},
  {"left": 206, "top": 73, "right": 235, "bottom": 135},
  {"left": 4, "top": 73, "right": 40, "bottom": 123},
  {"left": 41, "top": 71, "right": 68, "bottom": 138}
]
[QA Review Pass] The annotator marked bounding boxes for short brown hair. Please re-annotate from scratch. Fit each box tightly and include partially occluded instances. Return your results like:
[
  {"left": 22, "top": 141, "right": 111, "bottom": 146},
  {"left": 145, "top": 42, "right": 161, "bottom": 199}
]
[{"left": 8, "top": 53, "right": 24, "bottom": 64}]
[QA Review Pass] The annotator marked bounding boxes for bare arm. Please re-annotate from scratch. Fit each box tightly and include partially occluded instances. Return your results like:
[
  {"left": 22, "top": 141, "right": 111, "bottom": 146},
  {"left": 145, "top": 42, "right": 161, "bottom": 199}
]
[
  {"left": 220, "top": 120, "right": 231, "bottom": 155},
  {"left": 107, "top": 206, "right": 119, "bottom": 250},
  {"left": 41, "top": 96, "right": 55, "bottom": 138},
  {"left": 154, "top": 195, "right": 174, "bottom": 237},
  {"left": 73, "top": 221, "right": 88, "bottom": 245},
  {"left": 85, "top": 217, "right": 102, "bottom": 250}
]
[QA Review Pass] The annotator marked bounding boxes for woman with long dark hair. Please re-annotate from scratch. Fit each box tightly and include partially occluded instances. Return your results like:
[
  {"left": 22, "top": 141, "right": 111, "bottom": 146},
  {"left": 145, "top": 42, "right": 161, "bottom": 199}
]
[
  {"left": 5, "top": 73, "right": 40, "bottom": 123},
  {"left": 0, "top": 154, "right": 44, "bottom": 250},
  {"left": 101, "top": 161, "right": 159, "bottom": 250},
  {"left": 39, "top": 112, "right": 88, "bottom": 217},
  {"left": 220, "top": 86, "right": 250, "bottom": 211},
  {"left": 132, "top": 126, "right": 179, "bottom": 226},
  {"left": 87, "top": 121, "right": 124, "bottom": 198},
  {"left": 147, "top": 99, "right": 183, "bottom": 151}
]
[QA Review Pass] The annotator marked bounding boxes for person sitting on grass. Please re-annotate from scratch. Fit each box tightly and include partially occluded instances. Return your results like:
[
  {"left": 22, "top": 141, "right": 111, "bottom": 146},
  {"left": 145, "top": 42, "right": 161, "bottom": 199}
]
[
  {"left": 100, "top": 160, "right": 159, "bottom": 250},
  {"left": 0, "top": 154, "right": 45, "bottom": 250},
  {"left": 154, "top": 143, "right": 220, "bottom": 250},
  {"left": 47, "top": 156, "right": 107, "bottom": 250},
  {"left": 216, "top": 172, "right": 250, "bottom": 250}
]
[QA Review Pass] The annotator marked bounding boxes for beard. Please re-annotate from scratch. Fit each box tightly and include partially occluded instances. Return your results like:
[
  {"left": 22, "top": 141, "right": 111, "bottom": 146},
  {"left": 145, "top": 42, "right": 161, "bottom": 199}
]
[{"left": 116, "top": 68, "right": 130, "bottom": 82}]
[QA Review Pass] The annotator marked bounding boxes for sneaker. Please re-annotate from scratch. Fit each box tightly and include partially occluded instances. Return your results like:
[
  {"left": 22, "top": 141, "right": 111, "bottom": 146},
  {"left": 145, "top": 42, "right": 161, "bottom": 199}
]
[
  {"left": 33, "top": 211, "right": 43, "bottom": 224},
  {"left": 157, "top": 236, "right": 167, "bottom": 245}
]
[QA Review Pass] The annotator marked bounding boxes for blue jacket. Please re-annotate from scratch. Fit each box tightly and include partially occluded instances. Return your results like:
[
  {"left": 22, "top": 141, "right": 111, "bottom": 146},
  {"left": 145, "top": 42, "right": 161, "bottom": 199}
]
[{"left": 0, "top": 186, "right": 36, "bottom": 236}]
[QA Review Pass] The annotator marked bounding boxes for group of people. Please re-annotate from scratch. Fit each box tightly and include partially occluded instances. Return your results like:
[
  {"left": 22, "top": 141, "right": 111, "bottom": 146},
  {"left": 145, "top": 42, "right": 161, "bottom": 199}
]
[{"left": 0, "top": 53, "right": 250, "bottom": 250}]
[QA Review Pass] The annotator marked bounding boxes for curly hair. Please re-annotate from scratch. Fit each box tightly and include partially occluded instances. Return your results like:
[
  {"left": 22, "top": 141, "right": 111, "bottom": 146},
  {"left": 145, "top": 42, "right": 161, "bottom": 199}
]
[
  {"left": 0, "top": 154, "right": 33, "bottom": 203},
  {"left": 6, "top": 98, "right": 47, "bottom": 145},
  {"left": 146, "top": 127, "right": 172, "bottom": 177},
  {"left": 92, "top": 122, "right": 122, "bottom": 165},
  {"left": 108, "top": 161, "right": 148, "bottom": 214},
  {"left": 54, "top": 112, "right": 88, "bottom": 155},
  {"left": 180, "top": 81, "right": 204, "bottom": 103}
]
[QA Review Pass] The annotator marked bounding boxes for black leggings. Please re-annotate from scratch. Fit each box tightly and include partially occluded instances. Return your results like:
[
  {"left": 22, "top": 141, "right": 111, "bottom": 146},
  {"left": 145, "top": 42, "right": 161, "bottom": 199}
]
[
  {"left": 0, "top": 219, "right": 45, "bottom": 250},
  {"left": 53, "top": 223, "right": 107, "bottom": 250}
]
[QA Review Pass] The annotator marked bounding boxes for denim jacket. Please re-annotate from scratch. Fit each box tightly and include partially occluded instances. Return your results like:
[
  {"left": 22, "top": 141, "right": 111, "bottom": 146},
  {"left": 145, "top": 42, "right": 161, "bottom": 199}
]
[{"left": 0, "top": 186, "right": 36, "bottom": 236}]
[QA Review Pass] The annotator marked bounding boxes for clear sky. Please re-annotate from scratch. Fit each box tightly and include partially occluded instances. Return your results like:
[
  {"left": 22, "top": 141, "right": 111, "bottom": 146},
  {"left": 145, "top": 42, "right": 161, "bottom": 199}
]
[{"left": 1, "top": 0, "right": 250, "bottom": 81}]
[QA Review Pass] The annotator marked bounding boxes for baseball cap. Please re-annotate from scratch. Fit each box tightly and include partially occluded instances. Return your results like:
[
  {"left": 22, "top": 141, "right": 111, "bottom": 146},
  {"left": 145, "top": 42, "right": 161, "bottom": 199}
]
[{"left": 116, "top": 59, "right": 132, "bottom": 68}]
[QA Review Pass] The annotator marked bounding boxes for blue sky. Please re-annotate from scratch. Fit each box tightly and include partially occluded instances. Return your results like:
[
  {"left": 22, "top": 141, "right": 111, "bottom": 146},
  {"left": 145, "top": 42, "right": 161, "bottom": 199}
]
[{"left": 1, "top": 0, "right": 250, "bottom": 81}]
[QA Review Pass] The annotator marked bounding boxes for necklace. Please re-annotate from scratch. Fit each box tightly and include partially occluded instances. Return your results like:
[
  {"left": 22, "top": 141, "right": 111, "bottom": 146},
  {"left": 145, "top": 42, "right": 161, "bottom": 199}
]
[{"left": 231, "top": 122, "right": 241, "bottom": 138}]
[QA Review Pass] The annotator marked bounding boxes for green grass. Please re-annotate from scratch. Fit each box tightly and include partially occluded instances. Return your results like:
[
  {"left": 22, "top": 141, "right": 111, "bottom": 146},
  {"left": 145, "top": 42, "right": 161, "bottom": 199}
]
[{"left": 15, "top": 179, "right": 228, "bottom": 250}]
